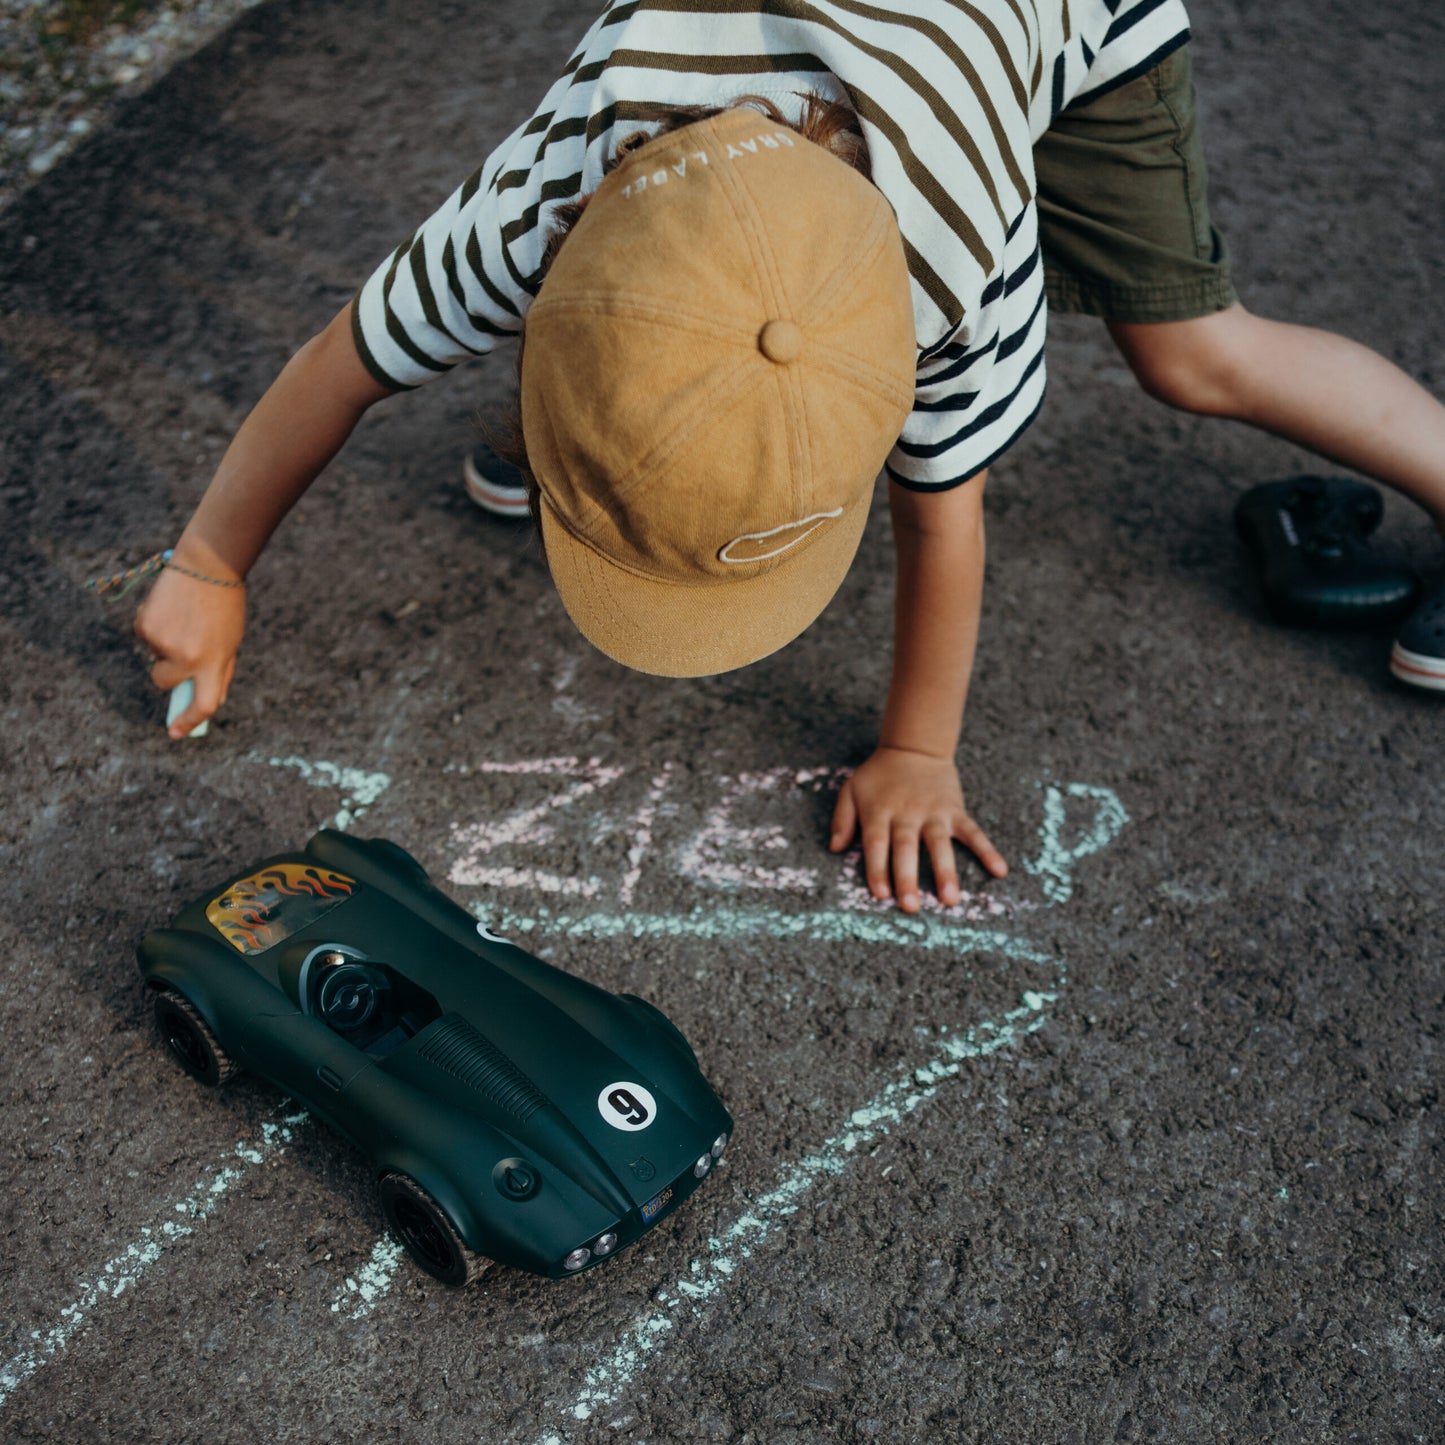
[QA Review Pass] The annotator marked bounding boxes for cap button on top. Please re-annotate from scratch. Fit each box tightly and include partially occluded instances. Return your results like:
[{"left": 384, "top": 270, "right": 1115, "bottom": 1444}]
[{"left": 759, "top": 318, "right": 804, "bottom": 364}]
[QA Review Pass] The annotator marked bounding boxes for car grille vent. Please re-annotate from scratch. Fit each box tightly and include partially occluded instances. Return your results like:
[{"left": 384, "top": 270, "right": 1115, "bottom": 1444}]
[{"left": 418, "top": 1015, "right": 548, "bottom": 1122}]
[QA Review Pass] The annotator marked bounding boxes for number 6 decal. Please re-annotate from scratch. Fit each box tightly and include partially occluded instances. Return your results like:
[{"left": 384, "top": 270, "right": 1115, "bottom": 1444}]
[{"left": 598, "top": 1081, "right": 657, "bottom": 1130}]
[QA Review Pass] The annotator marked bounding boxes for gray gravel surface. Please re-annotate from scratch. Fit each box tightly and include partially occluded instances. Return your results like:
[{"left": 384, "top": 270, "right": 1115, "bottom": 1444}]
[
  {"left": 0, "top": 0, "right": 264, "bottom": 207},
  {"left": 1, "top": 1, "right": 1441, "bottom": 1440}
]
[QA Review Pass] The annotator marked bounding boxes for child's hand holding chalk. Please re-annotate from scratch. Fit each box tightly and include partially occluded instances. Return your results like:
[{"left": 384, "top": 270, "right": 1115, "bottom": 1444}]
[
  {"left": 88, "top": 549, "right": 242, "bottom": 736},
  {"left": 130, "top": 554, "right": 245, "bottom": 738}
]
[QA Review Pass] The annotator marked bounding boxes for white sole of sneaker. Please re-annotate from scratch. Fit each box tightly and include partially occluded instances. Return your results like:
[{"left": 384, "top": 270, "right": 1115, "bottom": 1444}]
[
  {"left": 463, "top": 453, "right": 530, "bottom": 518},
  {"left": 1389, "top": 642, "right": 1445, "bottom": 691}
]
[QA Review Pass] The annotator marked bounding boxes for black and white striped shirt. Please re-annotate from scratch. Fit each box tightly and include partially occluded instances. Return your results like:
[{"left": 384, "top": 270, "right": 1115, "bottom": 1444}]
[{"left": 354, "top": 0, "right": 1191, "bottom": 488}]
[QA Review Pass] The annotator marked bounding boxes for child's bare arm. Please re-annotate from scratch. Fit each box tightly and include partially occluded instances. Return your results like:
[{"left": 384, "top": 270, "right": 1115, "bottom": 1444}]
[
  {"left": 135, "top": 302, "right": 395, "bottom": 736},
  {"left": 829, "top": 473, "right": 1006, "bottom": 911}
]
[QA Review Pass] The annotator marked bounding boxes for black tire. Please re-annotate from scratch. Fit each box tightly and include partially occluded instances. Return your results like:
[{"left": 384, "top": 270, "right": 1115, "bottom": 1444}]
[
  {"left": 154, "top": 989, "right": 236, "bottom": 1086},
  {"left": 378, "top": 1173, "right": 488, "bottom": 1287}
]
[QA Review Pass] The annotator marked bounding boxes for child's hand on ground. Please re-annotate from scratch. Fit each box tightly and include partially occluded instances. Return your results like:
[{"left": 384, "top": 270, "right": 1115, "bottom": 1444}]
[
  {"left": 829, "top": 745, "right": 1007, "bottom": 913},
  {"left": 134, "top": 564, "right": 246, "bottom": 738}
]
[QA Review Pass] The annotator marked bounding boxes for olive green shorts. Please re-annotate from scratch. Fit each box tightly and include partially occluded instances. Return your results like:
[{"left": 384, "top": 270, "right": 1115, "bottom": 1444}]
[{"left": 1035, "top": 45, "right": 1238, "bottom": 322}]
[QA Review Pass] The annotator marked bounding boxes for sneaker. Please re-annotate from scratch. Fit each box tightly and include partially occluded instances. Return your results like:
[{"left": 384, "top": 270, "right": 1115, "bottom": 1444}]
[
  {"left": 463, "top": 441, "right": 530, "bottom": 518},
  {"left": 1233, "top": 476, "right": 1419, "bottom": 626},
  {"left": 1390, "top": 579, "right": 1445, "bottom": 691}
]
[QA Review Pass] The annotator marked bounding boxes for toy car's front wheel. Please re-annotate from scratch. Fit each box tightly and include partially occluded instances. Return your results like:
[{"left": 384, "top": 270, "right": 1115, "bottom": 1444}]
[
  {"left": 153, "top": 989, "right": 236, "bottom": 1087},
  {"left": 378, "top": 1173, "right": 488, "bottom": 1287}
]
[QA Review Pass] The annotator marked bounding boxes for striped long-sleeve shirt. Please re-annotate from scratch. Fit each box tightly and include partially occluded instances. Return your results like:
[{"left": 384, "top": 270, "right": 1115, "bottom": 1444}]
[{"left": 352, "top": 0, "right": 1191, "bottom": 489}]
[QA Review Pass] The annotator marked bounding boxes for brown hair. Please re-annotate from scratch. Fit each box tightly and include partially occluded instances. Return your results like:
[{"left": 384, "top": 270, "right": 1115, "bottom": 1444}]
[{"left": 484, "top": 92, "right": 872, "bottom": 536}]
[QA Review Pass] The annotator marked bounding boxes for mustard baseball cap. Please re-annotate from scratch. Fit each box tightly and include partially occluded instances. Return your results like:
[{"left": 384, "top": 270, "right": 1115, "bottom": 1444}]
[{"left": 521, "top": 107, "right": 916, "bottom": 677}]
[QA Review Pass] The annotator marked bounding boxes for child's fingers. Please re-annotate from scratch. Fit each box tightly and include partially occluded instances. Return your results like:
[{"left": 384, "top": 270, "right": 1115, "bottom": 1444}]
[
  {"left": 860, "top": 822, "right": 894, "bottom": 903},
  {"left": 922, "top": 821, "right": 961, "bottom": 906},
  {"left": 956, "top": 811, "right": 1008, "bottom": 879},
  {"left": 889, "top": 823, "right": 923, "bottom": 913},
  {"left": 148, "top": 655, "right": 191, "bottom": 691}
]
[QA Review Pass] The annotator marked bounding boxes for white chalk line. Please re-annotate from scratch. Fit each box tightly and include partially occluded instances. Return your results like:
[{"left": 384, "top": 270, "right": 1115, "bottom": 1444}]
[
  {"left": 541, "top": 988, "right": 1057, "bottom": 1435},
  {"left": 0, "top": 1110, "right": 309, "bottom": 1410},
  {"left": 251, "top": 753, "right": 392, "bottom": 831},
  {"left": 471, "top": 902, "right": 1053, "bottom": 962},
  {"left": 331, "top": 1237, "right": 406, "bottom": 1320},
  {"left": 1024, "top": 782, "right": 1129, "bottom": 905}
]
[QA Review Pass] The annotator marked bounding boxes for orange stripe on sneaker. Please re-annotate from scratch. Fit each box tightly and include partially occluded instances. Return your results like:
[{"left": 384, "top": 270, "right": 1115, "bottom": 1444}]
[{"left": 1390, "top": 651, "right": 1445, "bottom": 679}]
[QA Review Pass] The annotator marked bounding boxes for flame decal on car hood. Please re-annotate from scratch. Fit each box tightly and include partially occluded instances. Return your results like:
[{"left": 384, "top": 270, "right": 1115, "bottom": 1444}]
[{"left": 205, "top": 864, "right": 358, "bottom": 954}]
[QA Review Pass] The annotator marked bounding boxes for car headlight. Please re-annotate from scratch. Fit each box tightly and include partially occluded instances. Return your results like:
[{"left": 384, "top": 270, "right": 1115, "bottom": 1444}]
[
  {"left": 592, "top": 1232, "right": 619, "bottom": 1258},
  {"left": 711, "top": 1132, "right": 728, "bottom": 1159},
  {"left": 693, "top": 1154, "right": 712, "bottom": 1179},
  {"left": 562, "top": 1247, "right": 591, "bottom": 1271}
]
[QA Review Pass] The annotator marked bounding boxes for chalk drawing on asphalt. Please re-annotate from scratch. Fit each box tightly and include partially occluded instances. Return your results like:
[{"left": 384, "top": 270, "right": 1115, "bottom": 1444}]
[
  {"left": 4, "top": 756, "right": 1127, "bottom": 1405},
  {"left": 247, "top": 752, "right": 391, "bottom": 831},
  {"left": 332, "top": 765, "right": 1127, "bottom": 1343},
  {"left": 1024, "top": 781, "right": 1130, "bottom": 904},
  {"left": 548, "top": 989, "right": 1058, "bottom": 1431},
  {"left": 0, "top": 1112, "right": 309, "bottom": 1410},
  {"left": 450, "top": 757, "right": 1055, "bottom": 924},
  {"left": 331, "top": 1237, "right": 406, "bottom": 1320}
]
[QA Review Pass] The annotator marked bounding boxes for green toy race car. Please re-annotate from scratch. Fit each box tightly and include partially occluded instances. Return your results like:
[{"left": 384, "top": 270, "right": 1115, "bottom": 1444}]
[{"left": 136, "top": 829, "right": 733, "bottom": 1284}]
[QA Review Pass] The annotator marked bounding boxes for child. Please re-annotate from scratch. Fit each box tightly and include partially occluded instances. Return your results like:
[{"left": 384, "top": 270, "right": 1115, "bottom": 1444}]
[{"left": 135, "top": 1, "right": 1445, "bottom": 914}]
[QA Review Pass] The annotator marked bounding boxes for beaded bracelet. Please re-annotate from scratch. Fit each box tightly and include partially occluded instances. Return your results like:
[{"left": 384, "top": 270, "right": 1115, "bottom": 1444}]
[
  {"left": 162, "top": 554, "right": 244, "bottom": 589},
  {"left": 87, "top": 548, "right": 244, "bottom": 597}
]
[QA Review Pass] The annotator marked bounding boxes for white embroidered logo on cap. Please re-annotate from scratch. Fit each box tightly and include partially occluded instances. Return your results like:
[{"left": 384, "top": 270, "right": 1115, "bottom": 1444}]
[{"left": 718, "top": 509, "right": 844, "bottom": 565}]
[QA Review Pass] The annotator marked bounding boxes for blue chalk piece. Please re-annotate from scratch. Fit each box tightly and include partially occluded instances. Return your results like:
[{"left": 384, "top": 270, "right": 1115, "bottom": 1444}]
[{"left": 166, "top": 679, "right": 209, "bottom": 738}]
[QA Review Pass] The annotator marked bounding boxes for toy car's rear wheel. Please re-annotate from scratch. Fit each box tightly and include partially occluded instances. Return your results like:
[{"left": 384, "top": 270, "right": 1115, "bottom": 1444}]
[
  {"left": 153, "top": 989, "right": 236, "bottom": 1086},
  {"left": 379, "top": 1173, "right": 488, "bottom": 1287}
]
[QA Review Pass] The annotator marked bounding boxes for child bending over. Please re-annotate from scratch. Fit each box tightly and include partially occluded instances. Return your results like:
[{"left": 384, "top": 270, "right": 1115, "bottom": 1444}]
[{"left": 136, "top": 2, "right": 1445, "bottom": 912}]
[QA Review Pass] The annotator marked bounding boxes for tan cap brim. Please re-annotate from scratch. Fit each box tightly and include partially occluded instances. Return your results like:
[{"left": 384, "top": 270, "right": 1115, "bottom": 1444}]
[{"left": 539, "top": 478, "right": 875, "bottom": 677}]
